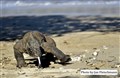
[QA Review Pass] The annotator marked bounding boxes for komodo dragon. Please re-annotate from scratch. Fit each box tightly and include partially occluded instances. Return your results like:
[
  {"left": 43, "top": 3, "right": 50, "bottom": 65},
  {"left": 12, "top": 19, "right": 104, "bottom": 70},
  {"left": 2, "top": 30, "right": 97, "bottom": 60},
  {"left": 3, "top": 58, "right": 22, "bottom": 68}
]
[{"left": 14, "top": 31, "right": 71, "bottom": 68}]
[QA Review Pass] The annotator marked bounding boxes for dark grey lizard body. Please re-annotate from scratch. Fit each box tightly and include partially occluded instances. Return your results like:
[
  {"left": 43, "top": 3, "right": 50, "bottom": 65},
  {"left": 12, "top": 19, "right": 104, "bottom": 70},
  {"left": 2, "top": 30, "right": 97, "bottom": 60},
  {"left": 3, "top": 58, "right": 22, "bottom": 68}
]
[{"left": 14, "top": 31, "right": 71, "bottom": 68}]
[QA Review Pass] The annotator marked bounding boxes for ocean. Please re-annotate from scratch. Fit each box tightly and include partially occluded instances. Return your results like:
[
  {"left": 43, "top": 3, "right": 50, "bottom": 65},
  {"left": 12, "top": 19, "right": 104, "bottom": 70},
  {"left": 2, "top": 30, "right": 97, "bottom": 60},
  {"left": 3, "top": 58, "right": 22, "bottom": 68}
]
[{"left": 1, "top": 0, "right": 120, "bottom": 16}]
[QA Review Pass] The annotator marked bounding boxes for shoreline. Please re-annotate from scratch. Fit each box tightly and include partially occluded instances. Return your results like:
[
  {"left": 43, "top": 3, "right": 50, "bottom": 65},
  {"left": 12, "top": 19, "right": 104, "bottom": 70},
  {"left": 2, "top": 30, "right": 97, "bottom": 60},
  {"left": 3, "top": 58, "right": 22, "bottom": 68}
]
[
  {"left": 1, "top": 15, "right": 120, "bottom": 41},
  {"left": 1, "top": 14, "right": 120, "bottom": 18}
]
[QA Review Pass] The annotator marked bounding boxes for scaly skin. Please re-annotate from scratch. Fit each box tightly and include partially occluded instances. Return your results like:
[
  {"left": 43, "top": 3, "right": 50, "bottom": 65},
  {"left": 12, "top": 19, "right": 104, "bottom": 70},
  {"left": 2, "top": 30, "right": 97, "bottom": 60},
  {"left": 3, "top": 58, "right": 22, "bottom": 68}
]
[
  {"left": 14, "top": 31, "right": 45, "bottom": 68},
  {"left": 14, "top": 31, "right": 71, "bottom": 68}
]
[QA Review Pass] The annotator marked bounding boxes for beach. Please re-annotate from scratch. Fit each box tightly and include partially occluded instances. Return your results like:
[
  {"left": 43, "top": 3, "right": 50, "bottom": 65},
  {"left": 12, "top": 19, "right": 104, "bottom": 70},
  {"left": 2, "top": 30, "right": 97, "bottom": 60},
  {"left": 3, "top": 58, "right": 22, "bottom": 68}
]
[
  {"left": 0, "top": 15, "right": 120, "bottom": 78},
  {"left": 1, "top": 0, "right": 120, "bottom": 78}
]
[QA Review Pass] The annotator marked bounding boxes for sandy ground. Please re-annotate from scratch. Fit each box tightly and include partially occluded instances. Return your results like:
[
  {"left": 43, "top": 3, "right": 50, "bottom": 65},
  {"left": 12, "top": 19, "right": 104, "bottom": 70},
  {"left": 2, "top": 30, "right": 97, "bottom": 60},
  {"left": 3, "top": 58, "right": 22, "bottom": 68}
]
[{"left": 0, "top": 31, "right": 120, "bottom": 78}]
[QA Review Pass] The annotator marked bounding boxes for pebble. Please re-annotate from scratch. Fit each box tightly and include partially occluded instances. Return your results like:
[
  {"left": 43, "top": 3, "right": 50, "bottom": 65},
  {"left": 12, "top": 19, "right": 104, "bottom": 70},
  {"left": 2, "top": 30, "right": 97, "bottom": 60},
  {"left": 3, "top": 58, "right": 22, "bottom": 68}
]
[
  {"left": 84, "top": 50, "right": 89, "bottom": 53},
  {"left": 115, "top": 63, "right": 120, "bottom": 68},
  {"left": 51, "top": 66, "right": 55, "bottom": 68},
  {"left": 92, "top": 52, "right": 98, "bottom": 56},
  {"left": 59, "top": 67, "right": 64, "bottom": 70},
  {"left": 71, "top": 56, "right": 81, "bottom": 62},
  {"left": 81, "top": 54, "right": 86, "bottom": 58},
  {"left": 85, "top": 57, "right": 97, "bottom": 66},
  {"left": 89, "top": 57, "right": 96, "bottom": 61},
  {"left": 95, "top": 67, "right": 100, "bottom": 70},
  {"left": 0, "top": 63, "right": 2, "bottom": 65},
  {"left": 96, "top": 49, "right": 101, "bottom": 51},
  {"left": 50, "top": 62, "right": 54, "bottom": 65},
  {"left": 92, "top": 57, "right": 96, "bottom": 60},
  {"left": 18, "top": 72, "right": 26, "bottom": 75},
  {"left": 103, "top": 46, "right": 108, "bottom": 50},
  {"left": 107, "top": 56, "right": 116, "bottom": 62}
]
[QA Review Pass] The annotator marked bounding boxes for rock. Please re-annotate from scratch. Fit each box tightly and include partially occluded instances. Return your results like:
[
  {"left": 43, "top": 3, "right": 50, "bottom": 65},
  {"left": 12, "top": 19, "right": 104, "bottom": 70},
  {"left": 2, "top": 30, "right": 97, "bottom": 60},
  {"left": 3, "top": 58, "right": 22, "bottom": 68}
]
[
  {"left": 0, "top": 63, "right": 2, "bottom": 65},
  {"left": 81, "top": 54, "right": 86, "bottom": 58},
  {"left": 95, "top": 67, "right": 100, "bottom": 70},
  {"left": 71, "top": 56, "right": 81, "bottom": 62},
  {"left": 63, "top": 41, "right": 69, "bottom": 45},
  {"left": 50, "top": 62, "right": 54, "bottom": 65},
  {"left": 103, "top": 45, "right": 108, "bottom": 50},
  {"left": 92, "top": 48, "right": 101, "bottom": 57},
  {"left": 18, "top": 72, "right": 26, "bottom": 75},
  {"left": 92, "top": 57, "right": 96, "bottom": 60},
  {"left": 114, "top": 63, "right": 120, "bottom": 68},
  {"left": 92, "top": 52, "right": 98, "bottom": 56},
  {"left": 50, "top": 66, "right": 55, "bottom": 68},
  {"left": 95, "top": 49, "right": 101, "bottom": 52},
  {"left": 86, "top": 60, "right": 105, "bottom": 68},
  {"left": 88, "top": 57, "right": 96, "bottom": 62},
  {"left": 107, "top": 56, "right": 116, "bottom": 62},
  {"left": 59, "top": 67, "right": 64, "bottom": 70},
  {"left": 84, "top": 50, "right": 89, "bottom": 53}
]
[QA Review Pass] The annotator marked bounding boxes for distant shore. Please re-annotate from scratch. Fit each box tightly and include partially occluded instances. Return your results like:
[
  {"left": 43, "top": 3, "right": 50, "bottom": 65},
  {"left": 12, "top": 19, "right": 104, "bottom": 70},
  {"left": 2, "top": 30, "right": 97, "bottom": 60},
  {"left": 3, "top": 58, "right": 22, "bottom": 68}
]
[{"left": 1, "top": 1, "right": 119, "bottom": 17}]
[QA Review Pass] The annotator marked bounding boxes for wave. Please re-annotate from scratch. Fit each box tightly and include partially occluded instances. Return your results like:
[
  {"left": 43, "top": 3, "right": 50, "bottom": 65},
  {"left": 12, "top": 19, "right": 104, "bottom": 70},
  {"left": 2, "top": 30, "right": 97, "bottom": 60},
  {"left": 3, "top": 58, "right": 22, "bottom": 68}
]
[{"left": 1, "top": 0, "right": 120, "bottom": 8}]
